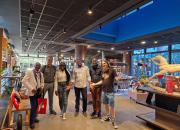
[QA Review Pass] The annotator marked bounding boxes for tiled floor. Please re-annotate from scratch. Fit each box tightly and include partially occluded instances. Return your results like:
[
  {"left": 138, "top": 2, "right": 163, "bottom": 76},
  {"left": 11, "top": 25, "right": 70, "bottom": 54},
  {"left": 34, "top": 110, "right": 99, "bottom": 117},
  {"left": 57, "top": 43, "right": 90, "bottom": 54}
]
[{"left": 32, "top": 90, "right": 155, "bottom": 130}]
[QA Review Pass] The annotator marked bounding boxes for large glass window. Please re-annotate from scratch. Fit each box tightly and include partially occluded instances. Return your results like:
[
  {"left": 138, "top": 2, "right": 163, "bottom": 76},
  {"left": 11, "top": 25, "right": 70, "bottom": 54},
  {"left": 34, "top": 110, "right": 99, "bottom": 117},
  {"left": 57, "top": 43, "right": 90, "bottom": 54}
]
[
  {"left": 131, "top": 54, "right": 145, "bottom": 78},
  {"left": 172, "top": 44, "right": 180, "bottom": 50},
  {"left": 146, "top": 46, "right": 168, "bottom": 53},
  {"left": 171, "top": 52, "right": 180, "bottom": 76},
  {"left": 133, "top": 49, "right": 144, "bottom": 55},
  {"left": 131, "top": 45, "right": 180, "bottom": 77},
  {"left": 17, "top": 56, "right": 47, "bottom": 72}
]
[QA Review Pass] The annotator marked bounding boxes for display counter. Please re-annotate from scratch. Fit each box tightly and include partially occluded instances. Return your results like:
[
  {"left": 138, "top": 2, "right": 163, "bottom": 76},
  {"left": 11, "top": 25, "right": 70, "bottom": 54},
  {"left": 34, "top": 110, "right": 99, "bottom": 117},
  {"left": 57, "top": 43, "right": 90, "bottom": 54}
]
[{"left": 136, "top": 85, "right": 180, "bottom": 130}]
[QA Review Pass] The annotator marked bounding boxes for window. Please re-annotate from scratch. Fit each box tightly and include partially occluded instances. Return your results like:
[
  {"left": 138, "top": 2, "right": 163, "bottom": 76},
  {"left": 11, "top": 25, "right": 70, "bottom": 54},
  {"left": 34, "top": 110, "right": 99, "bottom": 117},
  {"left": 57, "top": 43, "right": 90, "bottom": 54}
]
[
  {"left": 171, "top": 52, "right": 180, "bottom": 76},
  {"left": 146, "top": 46, "right": 168, "bottom": 53},
  {"left": 172, "top": 44, "right": 180, "bottom": 50},
  {"left": 131, "top": 54, "right": 145, "bottom": 78},
  {"left": 133, "top": 49, "right": 144, "bottom": 54}
]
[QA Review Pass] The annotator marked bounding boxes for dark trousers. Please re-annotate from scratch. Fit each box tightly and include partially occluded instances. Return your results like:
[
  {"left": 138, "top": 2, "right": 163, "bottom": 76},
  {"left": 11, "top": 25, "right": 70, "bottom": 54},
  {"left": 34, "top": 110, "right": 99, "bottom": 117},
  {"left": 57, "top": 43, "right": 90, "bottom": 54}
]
[
  {"left": 90, "top": 87, "right": 102, "bottom": 114},
  {"left": 29, "top": 95, "right": 38, "bottom": 125},
  {"left": 74, "top": 87, "right": 87, "bottom": 112}
]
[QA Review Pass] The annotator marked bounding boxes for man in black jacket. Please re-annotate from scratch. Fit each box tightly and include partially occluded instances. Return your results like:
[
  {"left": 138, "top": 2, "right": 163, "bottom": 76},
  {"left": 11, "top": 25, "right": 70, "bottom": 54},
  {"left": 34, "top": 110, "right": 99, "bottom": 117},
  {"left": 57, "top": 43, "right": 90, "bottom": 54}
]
[{"left": 90, "top": 58, "right": 102, "bottom": 118}]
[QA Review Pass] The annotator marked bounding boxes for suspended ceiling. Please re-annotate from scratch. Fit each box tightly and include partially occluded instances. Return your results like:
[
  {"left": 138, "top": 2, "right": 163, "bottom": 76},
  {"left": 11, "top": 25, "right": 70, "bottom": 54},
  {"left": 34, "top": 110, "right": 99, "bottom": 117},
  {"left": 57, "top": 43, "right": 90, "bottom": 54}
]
[{"left": 21, "top": 0, "right": 148, "bottom": 54}]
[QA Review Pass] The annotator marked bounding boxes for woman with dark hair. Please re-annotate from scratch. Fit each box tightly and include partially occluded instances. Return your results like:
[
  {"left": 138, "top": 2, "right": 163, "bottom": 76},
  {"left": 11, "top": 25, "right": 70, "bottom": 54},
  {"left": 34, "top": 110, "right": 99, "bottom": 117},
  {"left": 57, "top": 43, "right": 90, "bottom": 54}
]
[{"left": 55, "top": 62, "right": 71, "bottom": 120}]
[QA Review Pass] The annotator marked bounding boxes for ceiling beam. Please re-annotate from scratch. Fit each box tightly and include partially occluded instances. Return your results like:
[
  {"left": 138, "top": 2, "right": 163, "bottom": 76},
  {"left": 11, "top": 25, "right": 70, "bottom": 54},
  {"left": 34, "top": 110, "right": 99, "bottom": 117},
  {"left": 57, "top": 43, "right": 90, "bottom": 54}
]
[
  {"left": 90, "top": 31, "right": 117, "bottom": 38},
  {"left": 22, "top": 37, "right": 125, "bottom": 53},
  {"left": 61, "top": 47, "right": 75, "bottom": 53}
]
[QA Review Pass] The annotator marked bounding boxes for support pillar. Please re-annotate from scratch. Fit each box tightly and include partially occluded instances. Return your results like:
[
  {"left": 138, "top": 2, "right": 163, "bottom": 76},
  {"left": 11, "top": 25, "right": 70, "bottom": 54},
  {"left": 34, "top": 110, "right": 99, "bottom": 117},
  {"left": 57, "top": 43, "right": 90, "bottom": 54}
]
[
  {"left": 75, "top": 45, "right": 87, "bottom": 60},
  {"left": 123, "top": 52, "right": 131, "bottom": 75}
]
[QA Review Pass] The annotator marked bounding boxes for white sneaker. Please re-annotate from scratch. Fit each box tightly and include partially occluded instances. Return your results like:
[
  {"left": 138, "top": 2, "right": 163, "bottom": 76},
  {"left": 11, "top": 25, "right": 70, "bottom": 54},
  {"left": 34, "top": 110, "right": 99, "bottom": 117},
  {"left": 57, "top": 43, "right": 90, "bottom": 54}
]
[
  {"left": 63, "top": 113, "right": 66, "bottom": 120},
  {"left": 111, "top": 118, "right": 118, "bottom": 129},
  {"left": 60, "top": 112, "right": 63, "bottom": 117}
]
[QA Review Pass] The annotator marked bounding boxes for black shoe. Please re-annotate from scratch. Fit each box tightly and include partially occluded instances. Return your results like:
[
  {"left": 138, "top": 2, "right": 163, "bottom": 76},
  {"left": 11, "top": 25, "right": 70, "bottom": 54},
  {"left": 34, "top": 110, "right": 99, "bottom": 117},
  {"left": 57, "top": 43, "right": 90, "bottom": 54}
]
[
  {"left": 30, "top": 124, "right": 35, "bottom": 129},
  {"left": 50, "top": 110, "right": 57, "bottom": 115},
  {"left": 83, "top": 112, "right": 88, "bottom": 117},
  {"left": 101, "top": 115, "right": 111, "bottom": 122},
  {"left": 91, "top": 112, "right": 96, "bottom": 117},
  {"left": 91, "top": 114, "right": 98, "bottom": 119},
  {"left": 98, "top": 112, "right": 101, "bottom": 119},
  {"left": 35, "top": 119, "right": 39, "bottom": 123}
]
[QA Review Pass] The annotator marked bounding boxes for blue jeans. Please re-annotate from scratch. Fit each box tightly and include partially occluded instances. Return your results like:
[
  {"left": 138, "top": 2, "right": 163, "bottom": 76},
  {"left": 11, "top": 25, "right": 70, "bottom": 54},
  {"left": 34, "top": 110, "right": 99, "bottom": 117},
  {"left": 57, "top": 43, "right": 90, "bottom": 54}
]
[
  {"left": 58, "top": 85, "right": 69, "bottom": 113},
  {"left": 29, "top": 95, "right": 38, "bottom": 124},
  {"left": 102, "top": 92, "right": 115, "bottom": 107}
]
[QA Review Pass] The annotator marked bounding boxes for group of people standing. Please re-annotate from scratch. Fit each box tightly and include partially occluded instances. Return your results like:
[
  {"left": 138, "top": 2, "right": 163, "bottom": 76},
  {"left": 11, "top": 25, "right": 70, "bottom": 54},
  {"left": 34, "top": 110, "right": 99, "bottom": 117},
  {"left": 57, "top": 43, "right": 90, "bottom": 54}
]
[{"left": 22, "top": 56, "right": 119, "bottom": 129}]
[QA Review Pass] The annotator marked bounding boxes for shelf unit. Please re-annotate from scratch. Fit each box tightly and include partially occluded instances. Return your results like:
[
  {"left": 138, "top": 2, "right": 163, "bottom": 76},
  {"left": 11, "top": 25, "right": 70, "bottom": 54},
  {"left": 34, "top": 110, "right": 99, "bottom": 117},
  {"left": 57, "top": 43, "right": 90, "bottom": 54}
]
[{"left": 136, "top": 86, "right": 180, "bottom": 130}]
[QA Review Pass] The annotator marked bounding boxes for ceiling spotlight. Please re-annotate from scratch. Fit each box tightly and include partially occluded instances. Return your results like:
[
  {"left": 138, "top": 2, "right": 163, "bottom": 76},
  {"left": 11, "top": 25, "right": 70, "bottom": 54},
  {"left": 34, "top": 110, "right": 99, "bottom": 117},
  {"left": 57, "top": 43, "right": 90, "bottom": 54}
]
[
  {"left": 97, "top": 50, "right": 101, "bottom": 53},
  {"left": 30, "top": 7, "right": 35, "bottom": 16},
  {"left": 154, "top": 41, "right": 158, "bottom": 44},
  {"left": 63, "top": 28, "right": 67, "bottom": 34},
  {"left": 141, "top": 41, "right": 146, "bottom": 45},
  {"left": 87, "top": 8, "right": 93, "bottom": 15},
  {"left": 127, "top": 46, "right": 130, "bottom": 49},
  {"left": 61, "top": 54, "right": 64, "bottom": 57},
  {"left": 111, "top": 47, "right": 115, "bottom": 50},
  {"left": 87, "top": 45, "right": 91, "bottom": 48},
  {"left": 27, "top": 27, "right": 31, "bottom": 34},
  {"left": 99, "top": 24, "right": 102, "bottom": 30},
  {"left": 26, "top": 38, "right": 28, "bottom": 42}
]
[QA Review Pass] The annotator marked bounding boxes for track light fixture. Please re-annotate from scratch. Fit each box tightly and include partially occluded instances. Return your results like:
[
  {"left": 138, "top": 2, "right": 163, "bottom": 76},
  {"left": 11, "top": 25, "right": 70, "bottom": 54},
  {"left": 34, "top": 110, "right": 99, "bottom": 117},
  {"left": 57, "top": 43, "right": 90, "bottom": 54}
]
[
  {"left": 87, "top": 7, "right": 93, "bottom": 15},
  {"left": 30, "top": 7, "right": 35, "bottom": 16},
  {"left": 99, "top": 24, "right": 102, "bottom": 30},
  {"left": 63, "top": 28, "right": 67, "bottom": 34}
]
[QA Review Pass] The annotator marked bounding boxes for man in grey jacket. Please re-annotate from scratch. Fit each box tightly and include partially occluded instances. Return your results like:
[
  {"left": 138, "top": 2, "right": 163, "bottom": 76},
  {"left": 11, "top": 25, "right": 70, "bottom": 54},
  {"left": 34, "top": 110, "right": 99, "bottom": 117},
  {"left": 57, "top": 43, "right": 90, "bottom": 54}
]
[{"left": 41, "top": 56, "right": 56, "bottom": 115}]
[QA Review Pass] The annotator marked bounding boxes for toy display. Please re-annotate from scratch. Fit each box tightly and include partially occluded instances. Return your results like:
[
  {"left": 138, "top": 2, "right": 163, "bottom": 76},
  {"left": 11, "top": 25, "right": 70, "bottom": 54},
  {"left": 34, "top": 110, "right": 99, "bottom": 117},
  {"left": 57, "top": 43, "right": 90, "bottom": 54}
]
[{"left": 150, "top": 55, "right": 180, "bottom": 79}]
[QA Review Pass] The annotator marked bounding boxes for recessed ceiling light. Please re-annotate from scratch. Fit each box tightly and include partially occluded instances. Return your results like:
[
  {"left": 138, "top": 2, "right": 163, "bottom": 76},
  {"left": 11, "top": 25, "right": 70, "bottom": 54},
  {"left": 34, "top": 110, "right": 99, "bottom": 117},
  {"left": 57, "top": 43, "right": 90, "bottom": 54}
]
[
  {"left": 141, "top": 41, "right": 146, "bottom": 45},
  {"left": 87, "top": 45, "right": 91, "bottom": 48},
  {"left": 87, "top": 8, "right": 93, "bottom": 15},
  {"left": 154, "top": 41, "right": 158, "bottom": 44},
  {"left": 111, "top": 47, "right": 115, "bottom": 50},
  {"left": 127, "top": 46, "right": 130, "bottom": 49},
  {"left": 63, "top": 28, "right": 66, "bottom": 34},
  {"left": 97, "top": 50, "right": 101, "bottom": 53},
  {"left": 61, "top": 54, "right": 64, "bottom": 57}
]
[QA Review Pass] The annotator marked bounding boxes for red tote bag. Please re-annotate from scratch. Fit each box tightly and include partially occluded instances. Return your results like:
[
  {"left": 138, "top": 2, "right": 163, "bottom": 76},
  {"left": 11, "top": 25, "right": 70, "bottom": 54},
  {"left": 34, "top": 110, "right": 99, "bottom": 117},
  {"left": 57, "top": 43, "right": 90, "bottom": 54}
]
[{"left": 37, "top": 98, "right": 47, "bottom": 114}]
